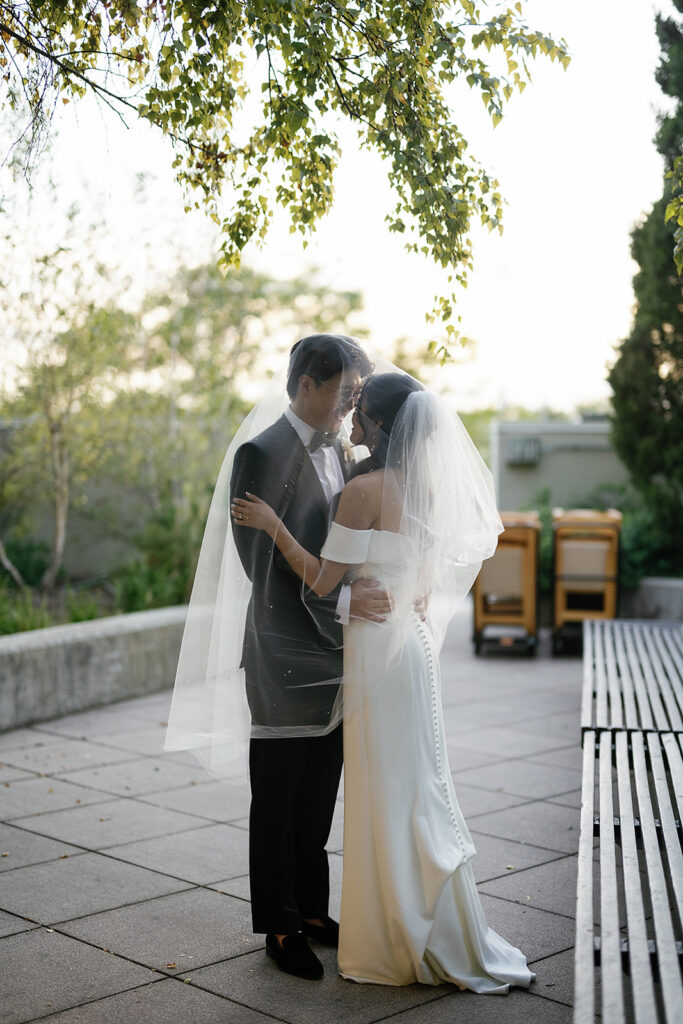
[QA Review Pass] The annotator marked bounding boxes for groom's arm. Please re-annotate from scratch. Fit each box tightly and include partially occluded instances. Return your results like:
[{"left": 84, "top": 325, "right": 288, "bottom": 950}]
[{"left": 230, "top": 441, "right": 283, "bottom": 581}]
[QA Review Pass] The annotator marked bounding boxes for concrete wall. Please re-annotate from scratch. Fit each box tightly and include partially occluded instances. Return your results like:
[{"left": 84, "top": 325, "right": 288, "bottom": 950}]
[
  {"left": 491, "top": 419, "right": 630, "bottom": 510},
  {"left": 620, "top": 578, "right": 683, "bottom": 621},
  {"left": 0, "top": 606, "right": 187, "bottom": 732}
]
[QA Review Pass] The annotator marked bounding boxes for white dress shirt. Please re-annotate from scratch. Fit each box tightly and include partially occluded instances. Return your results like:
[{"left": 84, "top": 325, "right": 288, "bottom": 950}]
[{"left": 284, "top": 406, "right": 351, "bottom": 624}]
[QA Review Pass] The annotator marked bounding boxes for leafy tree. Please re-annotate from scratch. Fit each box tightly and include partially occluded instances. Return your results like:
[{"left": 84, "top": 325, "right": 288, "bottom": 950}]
[
  {"left": 0, "top": 301, "right": 137, "bottom": 589},
  {"left": 106, "top": 260, "right": 365, "bottom": 514},
  {"left": 608, "top": 3, "right": 683, "bottom": 576},
  {"left": 0, "top": 244, "right": 367, "bottom": 600},
  {"left": 0, "top": 1, "right": 568, "bottom": 345}
]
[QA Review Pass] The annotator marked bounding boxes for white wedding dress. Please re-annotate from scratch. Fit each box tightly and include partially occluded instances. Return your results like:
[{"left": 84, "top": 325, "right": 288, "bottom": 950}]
[{"left": 321, "top": 523, "right": 535, "bottom": 993}]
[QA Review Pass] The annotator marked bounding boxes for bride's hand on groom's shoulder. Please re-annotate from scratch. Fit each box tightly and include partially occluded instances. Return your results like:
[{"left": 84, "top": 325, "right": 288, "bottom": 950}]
[
  {"left": 231, "top": 493, "right": 279, "bottom": 535},
  {"left": 350, "top": 578, "right": 392, "bottom": 623}
]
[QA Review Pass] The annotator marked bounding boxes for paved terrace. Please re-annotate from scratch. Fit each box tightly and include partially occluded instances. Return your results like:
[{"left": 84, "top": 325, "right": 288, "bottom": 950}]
[{"left": 1, "top": 610, "right": 582, "bottom": 1024}]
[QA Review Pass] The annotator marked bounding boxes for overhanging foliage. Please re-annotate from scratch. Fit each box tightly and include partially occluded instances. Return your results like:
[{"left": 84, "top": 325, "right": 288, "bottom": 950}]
[{"left": 0, "top": 1, "right": 568, "bottom": 347}]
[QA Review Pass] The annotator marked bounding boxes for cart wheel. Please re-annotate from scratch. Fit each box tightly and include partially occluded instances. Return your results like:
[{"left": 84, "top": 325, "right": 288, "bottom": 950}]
[
  {"left": 552, "top": 634, "right": 563, "bottom": 657},
  {"left": 525, "top": 641, "right": 537, "bottom": 658},
  {"left": 474, "top": 638, "right": 482, "bottom": 656}
]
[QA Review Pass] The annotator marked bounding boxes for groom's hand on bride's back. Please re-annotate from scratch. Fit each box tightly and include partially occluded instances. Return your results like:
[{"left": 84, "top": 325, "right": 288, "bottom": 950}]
[{"left": 350, "top": 579, "right": 391, "bottom": 623}]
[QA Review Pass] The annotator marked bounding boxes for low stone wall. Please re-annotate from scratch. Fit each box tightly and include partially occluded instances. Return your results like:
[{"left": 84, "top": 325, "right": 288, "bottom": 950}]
[
  {"left": 0, "top": 606, "right": 187, "bottom": 732},
  {"left": 619, "top": 577, "right": 683, "bottom": 621}
]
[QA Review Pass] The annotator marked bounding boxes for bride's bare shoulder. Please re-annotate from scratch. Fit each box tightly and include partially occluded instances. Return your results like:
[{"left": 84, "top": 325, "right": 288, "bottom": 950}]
[{"left": 335, "top": 471, "right": 383, "bottom": 529}]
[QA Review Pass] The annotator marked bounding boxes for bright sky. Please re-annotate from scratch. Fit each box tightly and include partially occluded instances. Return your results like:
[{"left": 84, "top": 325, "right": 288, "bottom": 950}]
[{"left": 2, "top": 0, "right": 674, "bottom": 412}]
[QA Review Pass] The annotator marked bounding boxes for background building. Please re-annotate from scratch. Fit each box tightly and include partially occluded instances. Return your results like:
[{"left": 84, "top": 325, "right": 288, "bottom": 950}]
[{"left": 490, "top": 418, "right": 630, "bottom": 511}]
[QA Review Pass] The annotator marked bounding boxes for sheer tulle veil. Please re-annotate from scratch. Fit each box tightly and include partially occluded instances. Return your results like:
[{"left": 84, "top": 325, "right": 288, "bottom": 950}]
[{"left": 164, "top": 348, "right": 502, "bottom": 782}]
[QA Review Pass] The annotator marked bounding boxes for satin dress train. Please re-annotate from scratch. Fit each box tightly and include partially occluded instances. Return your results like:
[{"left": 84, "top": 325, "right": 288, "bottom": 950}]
[{"left": 320, "top": 524, "right": 535, "bottom": 993}]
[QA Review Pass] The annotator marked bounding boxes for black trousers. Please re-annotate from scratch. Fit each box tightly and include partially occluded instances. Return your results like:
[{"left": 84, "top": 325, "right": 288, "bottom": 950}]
[{"left": 248, "top": 726, "right": 343, "bottom": 935}]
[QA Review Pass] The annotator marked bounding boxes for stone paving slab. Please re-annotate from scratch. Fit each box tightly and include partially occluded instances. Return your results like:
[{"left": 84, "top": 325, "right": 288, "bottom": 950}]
[
  {"left": 479, "top": 854, "right": 578, "bottom": 919},
  {"left": 208, "top": 872, "right": 250, "bottom": 900},
  {"left": 383, "top": 988, "right": 573, "bottom": 1023},
  {"left": 0, "top": 928, "right": 155, "bottom": 1024},
  {"left": 181, "top": 946, "right": 453, "bottom": 1024},
  {"left": 40, "top": 979, "right": 276, "bottom": 1024},
  {"left": 458, "top": 726, "right": 576, "bottom": 760},
  {"left": 0, "top": 910, "right": 39, "bottom": 938},
  {"left": 527, "top": 947, "right": 574, "bottom": 1007},
  {"left": 441, "top": 702, "right": 535, "bottom": 733},
  {"left": 0, "top": 850, "right": 191, "bottom": 925},
  {"left": 35, "top": 706, "right": 155, "bottom": 738},
  {"left": 0, "top": 727, "right": 64, "bottom": 753},
  {"left": 90, "top": 724, "right": 177, "bottom": 757},
  {"left": 1, "top": 738, "right": 135, "bottom": 776},
  {"left": 447, "top": 782, "right": 531, "bottom": 819},
  {"left": 468, "top": 831, "right": 566, "bottom": 885},
  {"left": 470, "top": 800, "right": 580, "bottom": 855},
  {"left": 0, "top": 823, "right": 82, "bottom": 872},
  {"left": 479, "top": 893, "right": 574, "bottom": 964},
  {"left": 17, "top": 797, "right": 204, "bottom": 849},
  {"left": 59, "top": 887, "right": 261, "bottom": 971},
  {"left": 1, "top": 765, "right": 38, "bottom": 783},
  {"left": 106, "top": 692, "right": 172, "bottom": 719},
  {"left": 3, "top": 776, "right": 110, "bottom": 819},
  {"left": 56, "top": 755, "right": 206, "bottom": 797},
  {"left": 526, "top": 746, "right": 583, "bottom": 771},
  {"left": 454, "top": 757, "right": 583, "bottom": 801},
  {"left": 521, "top": 709, "right": 584, "bottom": 740},
  {"left": 0, "top": 614, "right": 585, "bottom": 1024},
  {"left": 141, "top": 778, "right": 251, "bottom": 822},
  {"left": 548, "top": 789, "right": 581, "bottom": 810},
  {"left": 445, "top": 744, "right": 503, "bottom": 772},
  {"left": 106, "top": 822, "right": 249, "bottom": 884}
]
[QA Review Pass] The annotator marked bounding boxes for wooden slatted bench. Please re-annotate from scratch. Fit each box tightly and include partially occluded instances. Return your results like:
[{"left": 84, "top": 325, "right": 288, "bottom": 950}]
[
  {"left": 581, "top": 620, "right": 683, "bottom": 735},
  {"left": 574, "top": 620, "right": 683, "bottom": 1023}
]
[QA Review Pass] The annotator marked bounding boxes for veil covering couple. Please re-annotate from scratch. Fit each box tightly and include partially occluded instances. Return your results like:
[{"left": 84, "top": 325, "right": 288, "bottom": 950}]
[{"left": 165, "top": 334, "right": 535, "bottom": 991}]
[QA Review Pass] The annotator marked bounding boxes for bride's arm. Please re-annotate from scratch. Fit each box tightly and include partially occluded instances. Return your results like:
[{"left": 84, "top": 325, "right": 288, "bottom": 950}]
[{"left": 231, "top": 477, "right": 375, "bottom": 596}]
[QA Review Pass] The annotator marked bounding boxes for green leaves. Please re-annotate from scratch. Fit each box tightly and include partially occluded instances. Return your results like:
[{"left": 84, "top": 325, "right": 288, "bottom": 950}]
[{"left": 0, "top": 1, "right": 569, "bottom": 349}]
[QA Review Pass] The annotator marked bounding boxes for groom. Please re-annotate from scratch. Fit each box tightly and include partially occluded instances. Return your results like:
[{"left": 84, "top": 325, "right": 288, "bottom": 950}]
[{"left": 230, "top": 334, "right": 389, "bottom": 980}]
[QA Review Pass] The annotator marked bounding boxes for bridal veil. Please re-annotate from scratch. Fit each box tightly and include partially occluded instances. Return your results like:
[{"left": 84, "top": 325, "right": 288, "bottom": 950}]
[{"left": 164, "top": 342, "right": 502, "bottom": 781}]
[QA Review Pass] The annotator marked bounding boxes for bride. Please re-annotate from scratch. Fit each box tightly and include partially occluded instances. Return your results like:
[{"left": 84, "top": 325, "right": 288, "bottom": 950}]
[{"left": 231, "top": 371, "right": 535, "bottom": 993}]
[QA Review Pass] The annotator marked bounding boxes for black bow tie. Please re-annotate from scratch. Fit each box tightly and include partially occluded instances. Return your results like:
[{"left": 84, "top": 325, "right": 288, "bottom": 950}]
[{"left": 308, "top": 430, "right": 339, "bottom": 453}]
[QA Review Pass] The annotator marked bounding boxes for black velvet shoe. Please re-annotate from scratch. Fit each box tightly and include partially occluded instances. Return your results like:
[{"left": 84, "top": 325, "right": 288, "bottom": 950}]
[
  {"left": 265, "top": 933, "right": 324, "bottom": 979},
  {"left": 301, "top": 916, "right": 340, "bottom": 948}
]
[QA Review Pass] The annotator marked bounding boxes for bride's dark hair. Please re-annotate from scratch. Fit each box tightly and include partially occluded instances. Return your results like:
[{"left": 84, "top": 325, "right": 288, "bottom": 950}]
[{"left": 351, "top": 372, "right": 424, "bottom": 477}]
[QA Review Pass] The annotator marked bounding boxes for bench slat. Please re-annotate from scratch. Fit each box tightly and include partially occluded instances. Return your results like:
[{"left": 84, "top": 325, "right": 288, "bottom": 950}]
[
  {"left": 633, "top": 626, "right": 671, "bottom": 732},
  {"left": 658, "top": 733, "right": 683, "bottom": 918},
  {"left": 646, "top": 627, "right": 683, "bottom": 732},
  {"left": 613, "top": 622, "right": 639, "bottom": 729},
  {"left": 574, "top": 730, "right": 597, "bottom": 1024},
  {"left": 595, "top": 620, "right": 609, "bottom": 728},
  {"left": 581, "top": 620, "right": 596, "bottom": 732},
  {"left": 622, "top": 625, "right": 657, "bottom": 732},
  {"left": 599, "top": 730, "right": 625, "bottom": 1022},
  {"left": 615, "top": 731, "right": 657, "bottom": 1021},
  {"left": 604, "top": 621, "right": 625, "bottom": 729},
  {"left": 632, "top": 733, "right": 683, "bottom": 1023}
]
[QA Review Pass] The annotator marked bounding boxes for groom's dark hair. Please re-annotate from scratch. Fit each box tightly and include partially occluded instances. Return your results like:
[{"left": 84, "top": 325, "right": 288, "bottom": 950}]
[{"left": 287, "top": 334, "right": 373, "bottom": 400}]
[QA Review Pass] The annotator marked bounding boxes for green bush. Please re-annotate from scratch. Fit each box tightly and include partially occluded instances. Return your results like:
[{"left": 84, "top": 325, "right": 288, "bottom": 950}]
[
  {"left": 65, "top": 589, "right": 102, "bottom": 622},
  {"left": 114, "top": 499, "right": 206, "bottom": 613},
  {"left": 0, "top": 582, "right": 53, "bottom": 635},
  {"left": 0, "top": 537, "right": 50, "bottom": 587}
]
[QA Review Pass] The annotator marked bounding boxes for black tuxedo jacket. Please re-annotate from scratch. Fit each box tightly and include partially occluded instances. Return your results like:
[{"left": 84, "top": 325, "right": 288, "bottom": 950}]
[{"left": 230, "top": 415, "right": 349, "bottom": 730}]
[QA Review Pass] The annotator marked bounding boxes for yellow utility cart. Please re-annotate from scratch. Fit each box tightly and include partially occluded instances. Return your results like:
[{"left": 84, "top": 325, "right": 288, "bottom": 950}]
[
  {"left": 551, "top": 507, "right": 622, "bottom": 655},
  {"left": 473, "top": 511, "right": 541, "bottom": 656}
]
